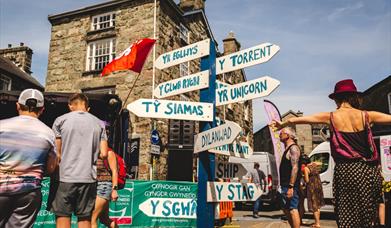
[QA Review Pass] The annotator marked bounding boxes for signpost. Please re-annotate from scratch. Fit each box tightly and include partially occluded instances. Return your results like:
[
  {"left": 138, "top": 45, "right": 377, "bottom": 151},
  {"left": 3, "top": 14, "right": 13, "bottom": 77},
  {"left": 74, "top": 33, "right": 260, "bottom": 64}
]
[
  {"left": 127, "top": 99, "right": 213, "bottom": 121},
  {"left": 216, "top": 76, "right": 280, "bottom": 106},
  {"left": 153, "top": 70, "right": 209, "bottom": 98},
  {"left": 207, "top": 182, "right": 263, "bottom": 202},
  {"left": 216, "top": 42, "right": 280, "bottom": 74},
  {"left": 194, "top": 121, "right": 241, "bottom": 153},
  {"left": 215, "top": 161, "right": 247, "bottom": 179},
  {"left": 209, "top": 141, "right": 253, "bottom": 158},
  {"left": 155, "top": 39, "right": 210, "bottom": 69}
]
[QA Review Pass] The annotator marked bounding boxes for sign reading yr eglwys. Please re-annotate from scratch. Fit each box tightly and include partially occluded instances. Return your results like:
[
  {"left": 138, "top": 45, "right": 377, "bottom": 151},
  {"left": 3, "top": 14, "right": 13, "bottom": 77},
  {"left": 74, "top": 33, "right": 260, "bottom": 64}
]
[
  {"left": 216, "top": 76, "right": 280, "bottom": 106},
  {"left": 155, "top": 39, "right": 210, "bottom": 69},
  {"left": 216, "top": 42, "right": 280, "bottom": 74},
  {"left": 154, "top": 70, "right": 209, "bottom": 98},
  {"left": 127, "top": 99, "right": 213, "bottom": 121},
  {"left": 193, "top": 121, "right": 242, "bottom": 153},
  {"left": 207, "top": 182, "right": 263, "bottom": 202}
]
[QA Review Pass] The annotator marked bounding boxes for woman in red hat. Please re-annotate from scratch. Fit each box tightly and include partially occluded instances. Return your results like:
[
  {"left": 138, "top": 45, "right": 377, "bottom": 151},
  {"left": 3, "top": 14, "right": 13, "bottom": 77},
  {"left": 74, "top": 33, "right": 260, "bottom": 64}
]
[{"left": 271, "top": 79, "right": 391, "bottom": 228}]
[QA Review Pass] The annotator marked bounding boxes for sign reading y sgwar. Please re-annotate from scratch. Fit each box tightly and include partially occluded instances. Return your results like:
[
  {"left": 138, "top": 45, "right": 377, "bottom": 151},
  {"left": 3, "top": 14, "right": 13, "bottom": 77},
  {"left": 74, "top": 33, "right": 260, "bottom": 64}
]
[
  {"left": 127, "top": 99, "right": 213, "bottom": 121},
  {"left": 154, "top": 70, "right": 209, "bottom": 98},
  {"left": 207, "top": 182, "right": 263, "bottom": 202},
  {"left": 155, "top": 39, "right": 210, "bottom": 69},
  {"left": 216, "top": 76, "right": 280, "bottom": 106},
  {"left": 193, "top": 121, "right": 242, "bottom": 153},
  {"left": 216, "top": 43, "right": 280, "bottom": 74}
]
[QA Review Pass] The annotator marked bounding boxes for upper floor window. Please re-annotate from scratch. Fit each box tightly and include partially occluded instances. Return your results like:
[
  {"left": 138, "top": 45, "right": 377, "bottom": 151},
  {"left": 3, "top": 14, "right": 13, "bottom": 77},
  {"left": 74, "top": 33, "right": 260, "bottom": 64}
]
[
  {"left": 86, "top": 38, "right": 116, "bottom": 71},
  {"left": 82, "top": 86, "right": 116, "bottom": 94},
  {"left": 0, "top": 74, "right": 11, "bottom": 91},
  {"left": 92, "top": 13, "right": 116, "bottom": 31},
  {"left": 179, "top": 62, "right": 189, "bottom": 77},
  {"left": 179, "top": 23, "right": 189, "bottom": 43}
]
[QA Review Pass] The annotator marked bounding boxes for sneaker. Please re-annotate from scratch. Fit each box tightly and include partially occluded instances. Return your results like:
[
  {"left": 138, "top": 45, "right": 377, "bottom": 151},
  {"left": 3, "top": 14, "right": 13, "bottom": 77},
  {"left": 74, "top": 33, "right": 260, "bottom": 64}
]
[{"left": 252, "top": 214, "right": 259, "bottom": 218}]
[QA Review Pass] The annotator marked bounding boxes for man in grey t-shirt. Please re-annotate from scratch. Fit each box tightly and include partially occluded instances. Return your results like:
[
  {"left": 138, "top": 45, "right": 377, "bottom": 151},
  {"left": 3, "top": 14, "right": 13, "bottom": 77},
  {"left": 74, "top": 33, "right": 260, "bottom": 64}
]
[
  {"left": 51, "top": 93, "right": 108, "bottom": 228},
  {"left": 249, "top": 162, "right": 267, "bottom": 218}
]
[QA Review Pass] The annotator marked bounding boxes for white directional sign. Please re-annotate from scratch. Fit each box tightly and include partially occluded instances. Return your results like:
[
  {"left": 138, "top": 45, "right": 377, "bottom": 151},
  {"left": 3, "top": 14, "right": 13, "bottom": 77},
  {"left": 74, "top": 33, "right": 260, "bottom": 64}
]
[
  {"left": 209, "top": 141, "right": 253, "bottom": 158},
  {"left": 215, "top": 161, "right": 247, "bottom": 179},
  {"left": 207, "top": 182, "right": 263, "bottom": 202},
  {"left": 215, "top": 80, "right": 229, "bottom": 89},
  {"left": 155, "top": 39, "right": 210, "bottom": 69},
  {"left": 194, "top": 121, "right": 241, "bottom": 153},
  {"left": 127, "top": 99, "right": 213, "bottom": 121},
  {"left": 216, "top": 76, "right": 280, "bottom": 106},
  {"left": 216, "top": 43, "right": 280, "bottom": 75},
  {"left": 139, "top": 198, "right": 197, "bottom": 218},
  {"left": 154, "top": 70, "right": 209, "bottom": 98}
]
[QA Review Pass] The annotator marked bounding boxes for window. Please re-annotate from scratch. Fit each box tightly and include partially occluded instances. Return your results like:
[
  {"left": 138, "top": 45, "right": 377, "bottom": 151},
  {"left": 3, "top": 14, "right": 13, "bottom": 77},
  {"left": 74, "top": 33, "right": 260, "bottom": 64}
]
[
  {"left": 0, "top": 75, "right": 11, "bottom": 91},
  {"left": 86, "top": 38, "right": 116, "bottom": 71},
  {"left": 388, "top": 92, "right": 391, "bottom": 114},
  {"left": 312, "top": 128, "right": 320, "bottom": 136},
  {"left": 310, "top": 153, "right": 330, "bottom": 174},
  {"left": 91, "top": 13, "right": 116, "bottom": 31},
  {"left": 244, "top": 103, "right": 250, "bottom": 121},
  {"left": 82, "top": 86, "right": 116, "bottom": 94},
  {"left": 179, "top": 23, "right": 189, "bottom": 43},
  {"left": 179, "top": 62, "right": 189, "bottom": 77}
]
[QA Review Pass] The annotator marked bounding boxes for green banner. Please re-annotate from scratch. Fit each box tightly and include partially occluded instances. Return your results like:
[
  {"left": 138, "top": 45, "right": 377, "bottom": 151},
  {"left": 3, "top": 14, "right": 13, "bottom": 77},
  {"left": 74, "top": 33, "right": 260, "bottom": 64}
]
[{"left": 34, "top": 179, "right": 197, "bottom": 227}]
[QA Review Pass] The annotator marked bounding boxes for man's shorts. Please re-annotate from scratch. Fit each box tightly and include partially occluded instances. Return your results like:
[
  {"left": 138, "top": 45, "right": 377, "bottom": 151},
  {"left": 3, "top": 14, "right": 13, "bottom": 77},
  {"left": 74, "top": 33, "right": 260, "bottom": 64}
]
[
  {"left": 51, "top": 182, "right": 97, "bottom": 218},
  {"left": 97, "top": 181, "right": 112, "bottom": 201},
  {"left": 280, "top": 186, "right": 300, "bottom": 210}
]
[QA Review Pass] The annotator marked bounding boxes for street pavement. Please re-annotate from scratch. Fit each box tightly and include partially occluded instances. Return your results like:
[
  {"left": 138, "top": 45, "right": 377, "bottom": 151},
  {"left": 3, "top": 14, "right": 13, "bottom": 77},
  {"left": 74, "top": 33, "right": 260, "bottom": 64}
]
[{"left": 218, "top": 207, "right": 337, "bottom": 228}]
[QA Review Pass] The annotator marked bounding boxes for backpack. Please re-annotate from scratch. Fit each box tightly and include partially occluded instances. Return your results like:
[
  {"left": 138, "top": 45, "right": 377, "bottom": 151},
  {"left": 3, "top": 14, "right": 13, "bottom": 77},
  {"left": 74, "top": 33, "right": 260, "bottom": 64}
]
[{"left": 104, "top": 149, "right": 127, "bottom": 190}]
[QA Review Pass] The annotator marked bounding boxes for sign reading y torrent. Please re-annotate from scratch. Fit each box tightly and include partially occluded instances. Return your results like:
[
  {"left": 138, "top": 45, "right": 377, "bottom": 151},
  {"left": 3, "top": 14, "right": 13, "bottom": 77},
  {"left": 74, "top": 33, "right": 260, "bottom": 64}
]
[
  {"left": 207, "top": 182, "right": 263, "bottom": 202},
  {"left": 216, "top": 42, "right": 280, "bottom": 74},
  {"left": 155, "top": 39, "right": 210, "bottom": 69},
  {"left": 127, "top": 99, "right": 213, "bottom": 121},
  {"left": 216, "top": 76, "right": 280, "bottom": 106},
  {"left": 193, "top": 121, "right": 242, "bottom": 153}
]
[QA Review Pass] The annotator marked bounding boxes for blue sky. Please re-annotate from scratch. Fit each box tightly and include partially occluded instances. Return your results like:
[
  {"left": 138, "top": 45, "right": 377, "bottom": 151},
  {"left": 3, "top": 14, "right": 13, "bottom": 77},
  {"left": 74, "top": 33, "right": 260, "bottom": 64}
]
[{"left": 1, "top": 0, "right": 390, "bottom": 131}]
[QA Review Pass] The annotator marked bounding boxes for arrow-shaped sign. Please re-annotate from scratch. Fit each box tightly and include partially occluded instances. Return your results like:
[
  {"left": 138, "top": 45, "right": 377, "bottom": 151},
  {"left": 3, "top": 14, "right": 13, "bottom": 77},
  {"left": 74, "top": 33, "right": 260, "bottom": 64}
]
[
  {"left": 215, "top": 161, "right": 247, "bottom": 179},
  {"left": 139, "top": 198, "right": 197, "bottom": 218},
  {"left": 154, "top": 70, "right": 209, "bottom": 98},
  {"left": 216, "top": 76, "right": 280, "bottom": 106},
  {"left": 215, "top": 80, "right": 229, "bottom": 89},
  {"left": 207, "top": 182, "right": 263, "bottom": 202},
  {"left": 127, "top": 99, "right": 213, "bottom": 121},
  {"left": 216, "top": 43, "right": 280, "bottom": 75},
  {"left": 194, "top": 121, "right": 242, "bottom": 153},
  {"left": 155, "top": 39, "right": 210, "bottom": 69},
  {"left": 209, "top": 140, "right": 253, "bottom": 158}
]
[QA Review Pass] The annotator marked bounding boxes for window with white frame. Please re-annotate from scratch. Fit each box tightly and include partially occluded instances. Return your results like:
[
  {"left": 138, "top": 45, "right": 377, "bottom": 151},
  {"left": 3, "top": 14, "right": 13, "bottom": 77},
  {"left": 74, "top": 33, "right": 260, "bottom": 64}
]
[
  {"left": 82, "top": 86, "right": 116, "bottom": 94},
  {"left": 86, "top": 38, "right": 116, "bottom": 71},
  {"left": 179, "top": 62, "right": 189, "bottom": 77},
  {"left": 0, "top": 74, "right": 11, "bottom": 91},
  {"left": 179, "top": 23, "right": 189, "bottom": 43},
  {"left": 91, "top": 12, "right": 116, "bottom": 31},
  {"left": 244, "top": 103, "right": 250, "bottom": 121}
]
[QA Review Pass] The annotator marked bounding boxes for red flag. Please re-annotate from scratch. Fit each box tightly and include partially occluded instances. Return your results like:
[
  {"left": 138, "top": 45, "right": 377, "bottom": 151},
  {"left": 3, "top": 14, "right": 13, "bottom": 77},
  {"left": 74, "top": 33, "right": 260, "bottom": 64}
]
[{"left": 101, "top": 38, "right": 156, "bottom": 76}]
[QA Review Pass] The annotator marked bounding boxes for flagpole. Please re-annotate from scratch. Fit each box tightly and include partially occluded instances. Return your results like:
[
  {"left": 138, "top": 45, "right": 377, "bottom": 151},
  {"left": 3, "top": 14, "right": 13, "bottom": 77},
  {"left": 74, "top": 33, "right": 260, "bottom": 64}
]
[
  {"left": 152, "top": 0, "right": 157, "bottom": 99},
  {"left": 120, "top": 72, "right": 142, "bottom": 111}
]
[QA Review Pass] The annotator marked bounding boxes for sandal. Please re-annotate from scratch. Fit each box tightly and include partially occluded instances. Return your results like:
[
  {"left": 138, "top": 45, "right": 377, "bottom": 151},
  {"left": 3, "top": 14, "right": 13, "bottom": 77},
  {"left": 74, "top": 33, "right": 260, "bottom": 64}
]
[{"left": 310, "top": 224, "right": 320, "bottom": 228}]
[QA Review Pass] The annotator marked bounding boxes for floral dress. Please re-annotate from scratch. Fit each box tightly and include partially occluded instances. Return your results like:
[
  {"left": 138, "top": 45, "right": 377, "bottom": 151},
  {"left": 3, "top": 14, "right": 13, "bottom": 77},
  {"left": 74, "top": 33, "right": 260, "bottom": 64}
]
[{"left": 306, "top": 163, "right": 325, "bottom": 212}]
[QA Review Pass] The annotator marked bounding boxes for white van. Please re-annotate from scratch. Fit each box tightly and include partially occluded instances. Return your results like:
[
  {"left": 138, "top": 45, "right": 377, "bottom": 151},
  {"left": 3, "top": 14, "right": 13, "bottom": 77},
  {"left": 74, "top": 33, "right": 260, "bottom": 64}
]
[
  {"left": 229, "top": 152, "right": 279, "bottom": 208},
  {"left": 308, "top": 142, "right": 335, "bottom": 211}
]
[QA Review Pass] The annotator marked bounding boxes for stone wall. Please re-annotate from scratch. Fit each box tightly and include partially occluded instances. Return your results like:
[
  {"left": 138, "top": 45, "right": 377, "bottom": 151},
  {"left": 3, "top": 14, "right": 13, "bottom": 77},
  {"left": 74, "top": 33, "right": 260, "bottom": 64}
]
[{"left": 0, "top": 44, "right": 33, "bottom": 74}]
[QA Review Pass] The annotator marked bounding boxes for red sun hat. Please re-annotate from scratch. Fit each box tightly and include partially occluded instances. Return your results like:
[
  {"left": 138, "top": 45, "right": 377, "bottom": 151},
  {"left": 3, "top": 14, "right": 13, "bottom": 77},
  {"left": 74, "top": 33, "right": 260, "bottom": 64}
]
[{"left": 328, "top": 79, "right": 362, "bottom": 99}]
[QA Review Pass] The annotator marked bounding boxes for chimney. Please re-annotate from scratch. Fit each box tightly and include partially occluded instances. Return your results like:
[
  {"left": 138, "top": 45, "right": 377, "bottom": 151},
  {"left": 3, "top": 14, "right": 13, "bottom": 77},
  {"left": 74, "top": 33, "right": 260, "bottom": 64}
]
[
  {"left": 179, "top": 0, "right": 205, "bottom": 12},
  {"left": 0, "top": 43, "right": 33, "bottom": 74},
  {"left": 222, "top": 31, "right": 241, "bottom": 55},
  {"left": 297, "top": 110, "right": 303, "bottom": 116}
]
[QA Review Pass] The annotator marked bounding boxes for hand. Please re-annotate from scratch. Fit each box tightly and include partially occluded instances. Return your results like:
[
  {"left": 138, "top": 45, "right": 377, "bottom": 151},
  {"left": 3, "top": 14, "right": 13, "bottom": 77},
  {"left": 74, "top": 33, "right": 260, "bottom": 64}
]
[
  {"left": 287, "top": 188, "right": 294, "bottom": 199},
  {"left": 269, "top": 120, "right": 284, "bottom": 131},
  {"left": 111, "top": 190, "right": 118, "bottom": 201}
]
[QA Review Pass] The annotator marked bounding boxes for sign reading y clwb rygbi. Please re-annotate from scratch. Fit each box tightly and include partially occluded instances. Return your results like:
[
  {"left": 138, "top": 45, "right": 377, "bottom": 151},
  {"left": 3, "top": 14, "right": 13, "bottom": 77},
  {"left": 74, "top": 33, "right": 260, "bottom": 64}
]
[
  {"left": 193, "top": 121, "right": 242, "bottom": 153},
  {"left": 216, "top": 76, "right": 280, "bottom": 106},
  {"left": 207, "top": 182, "right": 263, "bottom": 202},
  {"left": 34, "top": 179, "right": 197, "bottom": 228},
  {"left": 127, "top": 99, "right": 213, "bottom": 121}
]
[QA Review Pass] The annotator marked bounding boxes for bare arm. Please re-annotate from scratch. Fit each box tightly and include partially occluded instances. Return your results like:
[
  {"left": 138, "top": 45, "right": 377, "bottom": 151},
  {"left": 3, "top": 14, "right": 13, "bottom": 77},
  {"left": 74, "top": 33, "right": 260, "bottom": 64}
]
[
  {"left": 303, "top": 167, "right": 310, "bottom": 183},
  {"left": 271, "top": 112, "right": 330, "bottom": 130},
  {"left": 368, "top": 111, "right": 391, "bottom": 125},
  {"left": 99, "top": 140, "right": 108, "bottom": 159},
  {"left": 108, "top": 150, "right": 118, "bottom": 187},
  {"left": 55, "top": 138, "right": 62, "bottom": 162},
  {"left": 289, "top": 145, "right": 301, "bottom": 186}
]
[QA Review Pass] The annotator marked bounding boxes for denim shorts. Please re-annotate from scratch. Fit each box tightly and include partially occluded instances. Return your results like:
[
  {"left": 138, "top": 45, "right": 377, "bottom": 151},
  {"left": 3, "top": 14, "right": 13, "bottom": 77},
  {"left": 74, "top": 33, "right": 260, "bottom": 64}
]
[
  {"left": 97, "top": 181, "right": 112, "bottom": 201},
  {"left": 280, "top": 186, "right": 300, "bottom": 210}
]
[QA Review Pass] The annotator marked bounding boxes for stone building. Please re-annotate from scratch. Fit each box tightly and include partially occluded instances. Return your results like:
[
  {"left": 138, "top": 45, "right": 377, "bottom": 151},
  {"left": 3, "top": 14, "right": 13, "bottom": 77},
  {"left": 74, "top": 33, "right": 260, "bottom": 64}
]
[
  {"left": 0, "top": 43, "right": 43, "bottom": 91},
  {"left": 45, "top": 0, "right": 253, "bottom": 180},
  {"left": 254, "top": 110, "right": 327, "bottom": 155}
]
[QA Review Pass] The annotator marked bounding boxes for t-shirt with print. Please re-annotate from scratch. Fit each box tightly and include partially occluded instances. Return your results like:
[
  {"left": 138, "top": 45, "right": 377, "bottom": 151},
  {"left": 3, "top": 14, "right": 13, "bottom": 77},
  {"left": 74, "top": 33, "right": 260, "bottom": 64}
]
[
  {"left": 0, "top": 115, "right": 56, "bottom": 195},
  {"left": 52, "top": 111, "right": 107, "bottom": 183}
]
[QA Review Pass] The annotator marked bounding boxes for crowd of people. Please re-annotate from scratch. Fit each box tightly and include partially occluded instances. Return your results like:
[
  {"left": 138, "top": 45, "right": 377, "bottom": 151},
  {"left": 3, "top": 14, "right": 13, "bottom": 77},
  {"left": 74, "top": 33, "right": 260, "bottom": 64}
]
[{"left": 0, "top": 90, "right": 119, "bottom": 228}]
